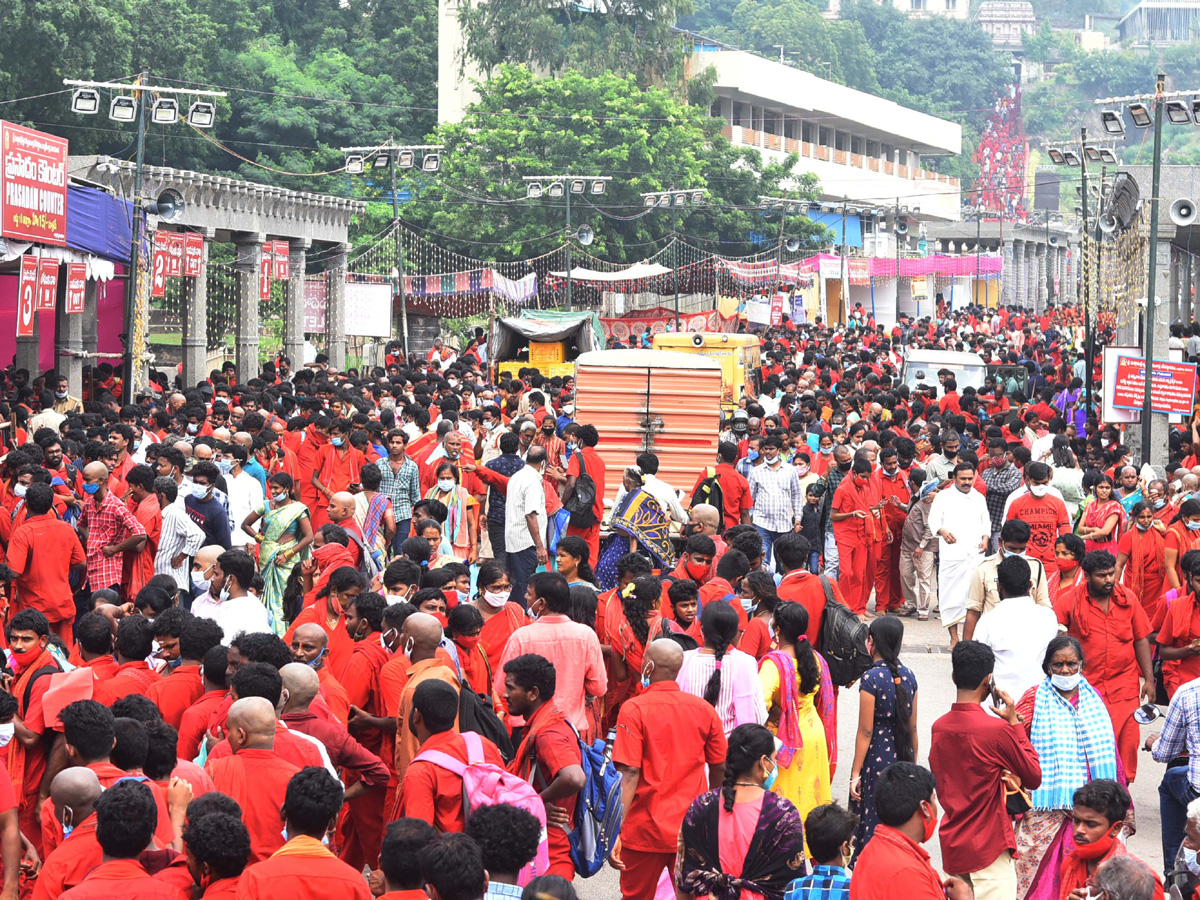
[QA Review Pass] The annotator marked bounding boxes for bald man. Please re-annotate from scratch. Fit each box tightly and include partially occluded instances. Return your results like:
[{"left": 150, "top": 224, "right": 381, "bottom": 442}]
[
  {"left": 388, "top": 613, "right": 459, "bottom": 817},
  {"left": 78, "top": 461, "right": 147, "bottom": 598},
  {"left": 204, "top": 698, "right": 299, "bottom": 863},
  {"left": 326, "top": 491, "right": 367, "bottom": 568},
  {"left": 611, "top": 639, "right": 727, "bottom": 900},
  {"left": 32, "top": 768, "right": 104, "bottom": 900},
  {"left": 687, "top": 504, "right": 727, "bottom": 563},
  {"left": 191, "top": 545, "right": 222, "bottom": 600},
  {"left": 279, "top": 665, "right": 388, "bottom": 869},
  {"left": 291, "top": 623, "right": 350, "bottom": 723}
]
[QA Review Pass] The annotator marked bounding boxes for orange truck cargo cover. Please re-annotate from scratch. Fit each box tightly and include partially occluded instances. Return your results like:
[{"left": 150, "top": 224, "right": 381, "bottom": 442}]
[{"left": 573, "top": 349, "right": 722, "bottom": 506}]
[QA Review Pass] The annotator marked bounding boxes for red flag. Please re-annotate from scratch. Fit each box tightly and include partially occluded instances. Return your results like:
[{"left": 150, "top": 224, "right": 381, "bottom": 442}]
[
  {"left": 260, "top": 252, "right": 272, "bottom": 300},
  {"left": 166, "top": 232, "right": 185, "bottom": 278},
  {"left": 273, "top": 240, "right": 290, "bottom": 280},
  {"left": 184, "top": 232, "right": 204, "bottom": 277}
]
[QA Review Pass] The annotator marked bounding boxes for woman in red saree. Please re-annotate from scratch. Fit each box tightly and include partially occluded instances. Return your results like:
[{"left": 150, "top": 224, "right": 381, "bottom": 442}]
[
  {"left": 1078, "top": 475, "right": 1124, "bottom": 555},
  {"left": 601, "top": 575, "right": 664, "bottom": 730},
  {"left": 447, "top": 602, "right": 492, "bottom": 697},
  {"left": 1163, "top": 498, "right": 1200, "bottom": 593},
  {"left": 284, "top": 540, "right": 363, "bottom": 678},
  {"left": 1116, "top": 502, "right": 1166, "bottom": 619},
  {"left": 473, "top": 562, "right": 527, "bottom": 676}
]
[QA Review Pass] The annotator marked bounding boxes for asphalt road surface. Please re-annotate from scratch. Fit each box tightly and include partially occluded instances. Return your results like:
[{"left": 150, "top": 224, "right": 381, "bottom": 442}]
[{"left": 574, "top": 613, "right": 1167, "bottom": 898}]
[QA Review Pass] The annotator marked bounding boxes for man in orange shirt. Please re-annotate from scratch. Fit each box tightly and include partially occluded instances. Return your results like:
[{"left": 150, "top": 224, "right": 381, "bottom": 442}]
[
  {"left": 178, "top": 811, "right": 250, "bottom": 899},
  {"left": 311, "top": 419, "right": 365, "bottom": 529},
  {"left": 146, "top": 618, "right": 225, "bottom": 730},
  {"left": 771, "top": 532, "right": 845, "bottom": 645},
  {"left": 611, "top": 640, "right": 726, "bottom": 900},
  {"left": 33, "top": 767, "right": 103, "bottom": 900},
  {"left": 1054, "top": 550, "right": 1155, "bottom": 781},
  {"left": 204, "top": 697, "right": 299, "bottom": 863},
  {"left": 564, "top": 424, "right": 606, "bottom": 567},
  {"left": 105, "top": 424, "right": 138, "bottom": 505},
  {"left": 294, "top": 414, "right": 330, "bottom": 518},
  {"left": 831, "top": 458, "right": 885, "bottom": 616},
  {"left": 397, "top": 680, "right": 506, "bottom": 832},
  {"left": 290, "top": 624, "right": 350, "bottom": 723},
  {"left": 123, "top": 466, "right": 162, "bottom": 598},
  {"left": 1004, "top": 462, "right": 1070, "bottom": 570},
  {"left": 235, "top": 767, "right": 371, "bottom": 900},
  {"left": 872, "top": 448, "right": 911, "bottom": 614},
  {"left": 1155, "top": 554, "right": 1200, "bottom": 698},
  {"left": 203, "top": 664, "right": 325, "bottom": 772},
  {"left": 6, "top": 484, "right": 85, "bottom": 643},
  {"left": 94, "top": 617, "right": 161, "bottom": 706},
  {"left": 177, "top": 645, "right": 229, "bottom": 762},
  {"left": 689, "top": 443, "right": 753, "bottom": 531}
]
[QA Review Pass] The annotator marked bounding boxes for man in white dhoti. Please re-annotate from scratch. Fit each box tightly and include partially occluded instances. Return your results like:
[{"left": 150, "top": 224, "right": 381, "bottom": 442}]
[{"left": 927, "top": 460, "right": 991, "bottom": 648}]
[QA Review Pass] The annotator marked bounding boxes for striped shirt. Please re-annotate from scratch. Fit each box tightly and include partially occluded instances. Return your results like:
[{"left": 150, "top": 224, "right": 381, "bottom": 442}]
[
  {"left": 155, "top": 502, "right": 207, "bottom": 589},
  {"left": 376, "top": 455, "right": 421, "bottom": 521},
  {"left": 676, "top": 648, "right": 767, "bottom": 736},
  {"left": 748, "top": 460, "right": 805, "bottom": 533}
]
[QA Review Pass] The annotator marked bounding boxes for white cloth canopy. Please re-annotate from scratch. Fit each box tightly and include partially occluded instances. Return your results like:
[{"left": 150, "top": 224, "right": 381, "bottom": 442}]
[{"left": 548, "top": 262, "right": 671, "bottom": 282}]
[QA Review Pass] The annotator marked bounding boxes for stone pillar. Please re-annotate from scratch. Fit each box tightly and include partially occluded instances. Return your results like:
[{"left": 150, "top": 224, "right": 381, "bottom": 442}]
[
  {"left": 326, "top": 243, "right": 348, "bottom": 371},
  {"left": 285, "top": 239, "right": 310, "bottom": 368},
  {"left": 58, "top": 277, "right": 90, "bottom": 398},
  {"left": 15, "top": 310, "right": 39, "bottom": 376},
  {"left": 233, "top": 233, "right": 265, "bottom": 383},
  {"left": 1192, "top": 253, "right": 1200, "bottom": 324},
  {"left": 182, "top": 227, "right": 215, "bottom": 389},
  {"left": 1003, "top": 244, "right": 1016, "bottom": 306},
  {"left": 1012, "top": 240, "right": 1026, "bottom": 308},
  {"left": 1036, "top": 242, "right": 1048, "bottom": 313}
]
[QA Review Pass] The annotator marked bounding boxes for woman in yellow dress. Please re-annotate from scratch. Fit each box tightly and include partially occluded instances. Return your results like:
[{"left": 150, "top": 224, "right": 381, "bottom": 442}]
[{"left": 758, "top": 600, "right": 836, "bottom": 835}]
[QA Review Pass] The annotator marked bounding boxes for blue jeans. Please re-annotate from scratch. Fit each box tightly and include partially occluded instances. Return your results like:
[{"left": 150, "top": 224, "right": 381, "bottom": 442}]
[
  {"left": 807, "top": 551, "right": 821, "bottom": 574},
  {"left": 1160, "top": 763, "right": 1198, "bottom": 874},
  {"left": 824, "top": 532, "right": 840, "bottom": 581},
  {"left": 756, "top": 526, "right": 788, "bottom": 571},
  {"left": 507, "top": 545, "right": 539, "bottom": 611},
  {"left": 391, "top": 518, "right": 412, "bottom": 556}
]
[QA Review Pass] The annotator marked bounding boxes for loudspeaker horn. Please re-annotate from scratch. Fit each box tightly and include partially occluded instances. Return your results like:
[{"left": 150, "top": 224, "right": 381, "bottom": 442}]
[
  {"left": 576, "top": 224, "right": 594, "bottom": 246},
  {"left": 895, "top": 219, "right": 910, "bottom": 236},
  {"left": 1098, "top": 213, "right": 1118, "bottom": 235},
  {"left": 691, "top": 333, "right": 705, "bottom": 347},
  {"left": 785, "top": 236, "right": 800, "bottom": 252},
  {"left": 143, "top": 188, "right": 185, "bottom": 223},
  {"left": 1171, "top": 198, "right": 1198, "bottom": 227},
  {"left": 1048, "top": 234, "right": 1060, "bottom": 247}
]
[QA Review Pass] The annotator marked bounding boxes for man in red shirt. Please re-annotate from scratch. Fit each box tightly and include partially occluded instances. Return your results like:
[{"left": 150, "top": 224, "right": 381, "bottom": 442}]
[
  {"left": 831, "top": 458, "right": 885, "bottom": 616},
  {"left": 7, "top": 609, "right": 61, "bottom": 854},
  {"left": 774, "top": 531, "right": 846, "bottom": 644},
  {"left": 146, "top": 618, "right": 225, "bottom": 730},
  {"left": 7, "top": 484, "right": 86, "bottom": 643},
  {"left": 375, "top": 818, "right": 438, "bottom": 900},
  {"left": 234, "top": 767, "right": 372, "bottom": 900},
  {"left": 179, "top": 811, "right": 250, "bottom": 899},
  {"left": 178, "top": 646, "right": 229, "bottom": 762},
  {"left": 93, "top": 617, "right": 161, "bottom": 706},
  {"left": 397, "top": 680, "right": 505, "bottom": 832},
  {"left": 849, "top": 762, "right": 972, "bottom": 900},
  {"left": 33, "top": 767, "right": 103, "bottom": 900},
  {"left": 504, "top": 653, "right": 586, "bottom": 878},
  {"left": 1055, "top": 550, "right": 1155, "bottom": 781},
  {"left": 1005, "top": 462, "right": 1070, "bottom": 570},
  {"left": 938, "top": 378, "right": 962, "bottom": 417},
  {"left": 689, "top": 443, "right": 752, "bottom": 531},
  {"left": 872, "top": 448, "right": 911, "bottom": 614},
  {"left": 928, "top": 641, "right": 1041, "bottom": 896},
  {"left": 59, "top": 779, "right": 187, "bottom": 900},
  {"left": 564, "top": 424, "right": 606, "bottom": 567},
  {"left": 611, "top": 640, "right": 727, "bottom": 900}
]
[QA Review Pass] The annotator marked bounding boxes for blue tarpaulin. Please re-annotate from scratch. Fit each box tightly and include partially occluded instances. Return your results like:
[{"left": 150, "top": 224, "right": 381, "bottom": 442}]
[
  {"left": 65, "top": 184, "right": 131, "bottom": 264},
  {"left": 808, "top": 211, "right": 863, "bottom": 249}
]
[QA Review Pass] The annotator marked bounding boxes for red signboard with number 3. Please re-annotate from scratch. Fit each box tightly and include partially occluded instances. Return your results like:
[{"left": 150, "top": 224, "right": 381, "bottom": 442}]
[{"left": 16, "top": 256, "right": 37, "bottom": 337}]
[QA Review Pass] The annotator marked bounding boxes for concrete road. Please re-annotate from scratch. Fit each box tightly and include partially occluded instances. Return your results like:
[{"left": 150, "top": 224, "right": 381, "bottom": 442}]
[{"left": 575, "top": 614, "right": 1167, "bottom": 898}]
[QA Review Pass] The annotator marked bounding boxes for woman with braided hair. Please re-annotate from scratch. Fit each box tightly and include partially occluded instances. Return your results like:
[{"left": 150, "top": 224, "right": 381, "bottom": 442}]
[
  {"left": 675, "top": 723, "right": 808, "bottom": 900},
  {"left": 677, "top": 602, "right": 767, "bottom": 735},
  {"left": 602, "top": 574, "right": 664, "bottom": 723},
  {"left": 759, "top": 601, "right": 835, "bottom": 842},
  {"left": 848, "top": 614, "right": 918, "bottom": 863}
]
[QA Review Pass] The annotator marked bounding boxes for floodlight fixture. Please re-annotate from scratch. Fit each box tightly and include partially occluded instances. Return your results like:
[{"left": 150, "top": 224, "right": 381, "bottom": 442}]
[
  {"left": 1099, "top": 148, "right": 1118, "bottom": 165},
  {"left": 643, "top": 194, "right": 658, "bottom": 207},
  {"left": 421, "top": 153, "right": 440, "bottom": 172},
  {"left": 673, "top": 193, "right": 687, "bottom": 206},
  {"left": 1128, "top": 102, "right": 1153, "bottom": 127},
  {"left": 1062, "top": 150, "right": 1081, "bottom": 167},
  {"left": 187, "top": 101, "right": 216, "bottom": 128},
  {"left": 397, "top": 150, "right": 415, "bottom": 168},
  {"left": 345, "top": 156, "right": 365, "bottom": 175},
  {"left": 1099, "top": 109, "right": 1125, "bottom": 136},
  {"left": 109, "top": 96, "right": 137, "bottom": 123},
  {"left": 590, "top": 180, "right": 606, "bottom": 195},
  {"left": 1084, "top": 147, "right": 1102, "bottom": 163},
  {"left": 691, "top": 191, "right": 704, "bottom": 204},
  {"left": 526, "top": 182, "right": 543, "bottom": 199},
  {"left": 570, "top": 179, "right": 587, "bottom": 194},
  {"left": 1048, "top": 148, "right": 1066, "bottom": 165},
  {"left": 71, "top": 89, "right": 100, "bottom": 115},
  {"left": 151, "top": 98, "right": 178, "bottom": 125},
  {"left": 1166, "top": 100, "right": 1191, "bottom": 124},
  {"left": 372, "top": 153, "right": 390, "bottom": 170},
  {"left": 547, "top": 181, "right": 565, "bottom": 198}
]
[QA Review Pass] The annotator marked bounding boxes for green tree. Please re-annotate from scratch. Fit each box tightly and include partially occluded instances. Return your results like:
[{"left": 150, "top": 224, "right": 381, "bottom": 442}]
[
  {"left": 731, "top": 0, "right": 841, "bottom": 79},
  {"left": 402, "top": 65, "right": 827, "bottom": 261}
]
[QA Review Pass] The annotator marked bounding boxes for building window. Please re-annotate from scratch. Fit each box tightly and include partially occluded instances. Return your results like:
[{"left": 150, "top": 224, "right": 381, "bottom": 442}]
[
  {"left": 911, "top": 0, "right": 926, "bottom": 10},
  {"left": 945, "top": 0, "right": 956, "bottom": 9}
]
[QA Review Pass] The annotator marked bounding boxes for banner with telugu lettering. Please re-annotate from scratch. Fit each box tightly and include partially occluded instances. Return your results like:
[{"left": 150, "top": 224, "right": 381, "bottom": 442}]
[
  {"left": 0, "top": 121, "right": 68, "bottom": 246},
  {"left": 600, "top": 308, "right": 718, "bottom": 341},
  {"left": 183, "top": 233, "right": 204, "bottom": 277},
  {"left": 65, "top": 262, "right": 86, "bottom": 314},
  {"left": 15, "top": 255, "right": 37, "bottom": 337},
  {"left": 35, "top": 256, "right": 58, "bottom": 311}
]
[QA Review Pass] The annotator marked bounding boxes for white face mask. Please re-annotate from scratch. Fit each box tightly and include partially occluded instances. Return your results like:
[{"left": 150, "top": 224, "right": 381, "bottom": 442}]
[
  {"left": 1183, "top": 846, "right": 1200, "bottom": 876},
  {"left": 1051, "top": 672, "right": 1082, "bottom": 691},
  {"left": 482, "top": 589, "right": 510, "bottom": 608},
  {"left": 437, "top": 479, "right": 456, "bottom": 493},
  {"left": 0, "top": 723, "right": 14, "bottom": 748},
  {"left": 1029, "top": 484, "right": 1049, "bottom": 498},
  {"left": 272, "top": 492, "right": 288, "bottom": 503},
  {"left": 191, "top": 572, "right": 210, "bottom": 593},
  {"left": 13, "top": 484, "right": 26, "bottom": 498}
]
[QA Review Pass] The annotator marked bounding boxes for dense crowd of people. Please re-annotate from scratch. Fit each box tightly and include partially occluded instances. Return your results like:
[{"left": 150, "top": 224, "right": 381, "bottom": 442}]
[
  {"left": 973, "top": 86, "right": 1028, "bottom": 220},
  {"left": 0, "top": 301, "right": 1192, "bottom": 900}
]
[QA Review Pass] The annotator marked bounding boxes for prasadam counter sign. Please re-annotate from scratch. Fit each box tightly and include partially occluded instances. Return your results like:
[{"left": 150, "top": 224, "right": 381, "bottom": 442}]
[
  {"left": 1, "top": 121, "right": 68, "bottom": 246},
  {"left": 1111, "top": 354, "right": 1198, "bottom": 416}
]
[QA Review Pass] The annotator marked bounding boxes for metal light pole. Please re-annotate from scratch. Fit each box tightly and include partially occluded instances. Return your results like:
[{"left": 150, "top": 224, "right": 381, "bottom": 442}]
[
  {"left": 1142, "top": 72, "right": 1166, "bottom": 458},
  {"left": 1079, "top": 129, "right": 1093, "bottom": 414},
  {"left": 641, "top": 189, "right": 705, "bottom": 332},
  {"left": 565, "top": 177, "right": 572, "bottom": 311},
  {"left": 524, "top": 175, "right": 611, "bottom": 312}
]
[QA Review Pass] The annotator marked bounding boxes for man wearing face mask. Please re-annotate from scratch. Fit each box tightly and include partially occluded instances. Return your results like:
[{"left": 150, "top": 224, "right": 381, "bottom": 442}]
[
  {"left": 290, "top": 623, "right": 351, "bottom": 724},
  {"left": 1057, "top": 780, "right": 1162, "bottom": 900},
  {"left": 817, "top": 444, "right": 854, "bottom": 582},
  {"left": 924, "top": 431, "right": 961, "bottom": 484},
  {"left": 872, "top": 448, "right": 911, "bottom": 616},
  {"left": 830, "top": 457, "right": 885, "bottom": 616},
  {"left": 390, "top": 613, "right": 461, "bottom": 792},
  {"left": 192, "top": 549, "right": 269, "bottom": 641},
  {"left": 848, "top": 762, "right": 972, "bottom": 900},
  {"left": 928, "top": 640, "right": 1041, "bottom": 900},
  {"left": 34, "top": 767, "right": 103, "bottom": 900},
  {"left": 77, "top": 461, "right": 147, "bottom": 600},
  {"left": 748, "top": 436, "right": 806, "bottom": 569},
  {"left": 184, "top": 463, "right": 232, "bottom": 551},
  {"left": 7, "top": 483, "right": 85, "bottom": 643},
  {"left": 971, "top": 555, "right": 1060, "bottom": 701},
  {"left": 1004, "top": 462, "right": 1070, "bottom": 573}
]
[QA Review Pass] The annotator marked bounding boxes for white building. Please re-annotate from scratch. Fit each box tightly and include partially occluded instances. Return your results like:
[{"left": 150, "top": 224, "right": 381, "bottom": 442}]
[
  {"left": 1117, "top": 1, "right": 1200, "bottom": 45},
  {"left": 976, "top": 1, "right": 1037, "bottom": 47},
  {"left": 826, "top": 0, "right": 968, "bottom": 19},
  {"left": 687, "top": 49, "right": 963, "bottom": 230}
]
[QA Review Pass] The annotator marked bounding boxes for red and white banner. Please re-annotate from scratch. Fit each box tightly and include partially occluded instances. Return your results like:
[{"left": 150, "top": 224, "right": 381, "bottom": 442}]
[
  {"left": 273, "top": 240, "right": 290, "bottom": 280},
  {"left": 260, "top": 252, "right": 272, "bottom": 301},
  {"left": 1112, "top": 354, "right": 1198, "bottom": 417},
  {"left": 599, "top": 308, "right": 719, "bottom": 341},
  {"left": 770, "top": 291, "right": 785, "bottom": 327},
  {"left": 15, "top": 255, "right": 37, "bottom": 337},
  {"left": 36, "top": 256, "right": 58, "bottom": 311},
  {"left": 183, "top": 232, "right": 204, "bottom": 277},
  {"left": 151, "top": 231, "right": 170, "bottom": 298},
  {"left": 166, "top": 233, "right": 185, "bottom": 278},
  {"left": 304, "top": 279, "right": 327, "bottom": 332},
  {"left": 65, "top": 262, "right": 87, "bottom": 314},
  {"left": 0, "top": 121, "right": 68, "bottom": 246}
]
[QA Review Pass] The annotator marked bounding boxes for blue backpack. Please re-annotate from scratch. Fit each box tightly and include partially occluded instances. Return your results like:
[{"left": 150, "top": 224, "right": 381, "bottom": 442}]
[{"left": 568, "top": 727, "right": 625, "bottom": 877}]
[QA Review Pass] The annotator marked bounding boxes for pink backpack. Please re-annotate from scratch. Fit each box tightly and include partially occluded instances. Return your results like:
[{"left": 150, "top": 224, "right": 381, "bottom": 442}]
[{"left": 413, "top": 731, "right": 550, "bottom": 885}]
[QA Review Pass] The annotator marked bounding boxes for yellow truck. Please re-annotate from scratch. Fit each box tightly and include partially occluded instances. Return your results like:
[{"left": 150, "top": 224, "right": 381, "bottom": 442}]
[{"left": 651, "top": 332, "right": 761, "bottom": 410}]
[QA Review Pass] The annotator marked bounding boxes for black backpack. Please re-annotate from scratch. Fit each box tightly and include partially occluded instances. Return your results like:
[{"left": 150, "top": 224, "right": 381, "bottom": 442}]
[
  {"left": 459, "top": 683, "right": 515, "bottom": 762},
  {"left": 814, "top": 576, "right": 872, "bottom": 686},
  {"left": 564, "top": 451, "right": 598, "bottom": 529},
  {"left": 689, "top": 467, "right": 725, "bottom": 528}
]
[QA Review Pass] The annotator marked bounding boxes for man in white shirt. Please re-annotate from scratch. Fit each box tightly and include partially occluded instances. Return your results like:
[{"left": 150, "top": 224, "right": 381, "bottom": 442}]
[
  {"left": 504, "top": 445, "right": 549, "bottom": 609},
  {"left": 611, "top": 452, "right": 688, "bottom": 524},
  {"left": 928, "top": 461, "right": 992, "bottom": 647},
  {"left": 220, "top": 444, "right": 264, "bottom": 552},
  {"left": 152, "top": 477, "right": 206, "bottom": 591},
  {"left": 192, "top": 548, "right": 270, "bottom": 642},
  {"left": 973, "top": 555, "right": 1059, "bottom": 701}
]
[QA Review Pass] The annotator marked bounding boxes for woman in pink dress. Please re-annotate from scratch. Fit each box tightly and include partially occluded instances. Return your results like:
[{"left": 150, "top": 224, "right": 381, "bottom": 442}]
[{"left": 1078, "top": 475, "right": 1125, "bottom": 555}]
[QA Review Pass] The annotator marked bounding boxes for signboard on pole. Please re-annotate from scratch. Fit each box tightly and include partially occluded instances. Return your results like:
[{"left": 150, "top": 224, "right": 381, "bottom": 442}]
[
  {"left": 16, "top": 255, "right": 37, "bottom": 337},
  {"left": 273, "top": 240, "right": 290, "bottom": 280},
  {"left": 0, "top": 121, "right": 68, "bottom": 246},
  {"left": 35, "top": 257, "right": 58, "bottom": 311},
  {"left": 151, "top": 232, "right": 170, "bottom": 298},
  {"left": 1112, "top": 353, "right": 1198, "bottom": 416},
  {"left": 183, "top": 233, "right": 204, "bottom": 277},
  {"left": 166, "top": 233, "right": 184, "bottom": 278},
  {"left": 65, "top": 262, "right": 87, "bottom": 314},
  {"left": 769, "top": 291, "right": 784, "bottom": 327},
  {"left": 304, "top": 279, "right": 327, "bottom": 332},
  {"left": 259, "top": 252, "right": 272, "bottom": 301}
]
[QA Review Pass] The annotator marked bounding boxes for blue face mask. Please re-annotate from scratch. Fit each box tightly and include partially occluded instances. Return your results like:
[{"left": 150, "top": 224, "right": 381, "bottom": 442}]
[
  {"left": 331, "top": 437, "right": 344, "bottom": 447},
  {"left": 216, "top": 458, "right": 233, "bottom": 474},
  {"left": 306, "top": 648, "right": 327, "bottom": 669},
  {"left": 640, "top": 663, "right": 653, "bottom": 690},
  {"left": 82, "top": 482, "right": 100, "bottom": 495},
  {"left": 762, "top": 759, "right": 779, "bottom": 791},
  {"left": 1188, "top": 521, "right": 1200, "bottom": 532},
  {"left": 456, "top": 590, "right": 469, "bottom": 605},
  {"left": 747, "top": 450, "right": 759, "bottom": 462}
]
